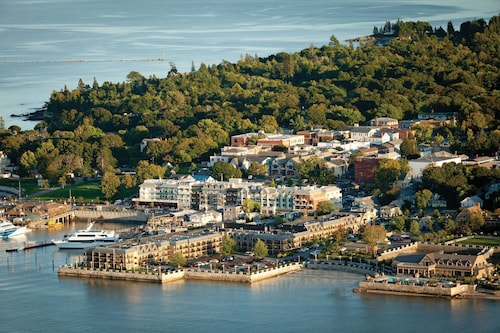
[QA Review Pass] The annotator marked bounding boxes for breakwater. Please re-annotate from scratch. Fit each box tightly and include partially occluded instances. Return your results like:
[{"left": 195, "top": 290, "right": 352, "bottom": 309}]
[{"left": 58, "top": 262, "right": 301, "bottom": 284}]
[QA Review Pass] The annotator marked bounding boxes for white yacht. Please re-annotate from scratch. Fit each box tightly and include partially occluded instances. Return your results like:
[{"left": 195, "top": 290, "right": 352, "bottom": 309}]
[
  {"left": 1, "top": 219, "right": 27, "bottom": 239},
  {"left": 52, "top": 221, "right": 120, "bottom": 249}
]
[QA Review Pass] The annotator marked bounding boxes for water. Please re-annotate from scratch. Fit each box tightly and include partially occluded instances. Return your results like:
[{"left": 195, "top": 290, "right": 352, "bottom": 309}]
[
  {"left": 0, "top": 0, "right": 498, "bottom": 129},
  {"left": 0, "top": 222, "right": 499, "bottom": 332}
]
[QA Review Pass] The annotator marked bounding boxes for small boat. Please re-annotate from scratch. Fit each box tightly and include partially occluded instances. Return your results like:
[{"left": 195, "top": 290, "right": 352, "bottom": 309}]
[
  {"left": 52, "top": 221, "right": 121, "bottom": 249},
  {"left": 47, "top": 220, "right": 63, "bottom": 228},
  {"left": 0, "top": 219, "right": 27, "bottom": 239}
]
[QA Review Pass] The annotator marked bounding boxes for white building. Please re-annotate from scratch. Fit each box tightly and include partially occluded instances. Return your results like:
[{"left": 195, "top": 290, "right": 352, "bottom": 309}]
[{"left": 408, "top": 153, "right": 462, "bottom": 180}]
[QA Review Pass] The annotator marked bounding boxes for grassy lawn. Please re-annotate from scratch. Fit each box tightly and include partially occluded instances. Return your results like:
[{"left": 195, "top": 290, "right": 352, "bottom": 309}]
[
  {"left": 34, "top": 181, "right": 104, "bottom": 203},
  {"left": 455, "top": 236, "right": 500, "bottom": 247},
  {"left": 0, "top": 178, "right": 39, "bottom": 196},
  {"left": 1, "top": 178, "right": 138, "bottom": 204}
]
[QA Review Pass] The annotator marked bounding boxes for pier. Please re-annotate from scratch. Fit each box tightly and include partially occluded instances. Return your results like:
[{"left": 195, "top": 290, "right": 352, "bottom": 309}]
[{"left": 5, "top": 240, "right": 54, "bottom": 252}]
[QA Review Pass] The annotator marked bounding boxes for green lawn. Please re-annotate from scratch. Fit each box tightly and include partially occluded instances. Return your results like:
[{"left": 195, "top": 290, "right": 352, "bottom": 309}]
[
  {"left": 455, "top": 236, "right": 500, "bottom": 247},
  {"left": 0, "top": 178, "right": 39, "bottom": 196}
]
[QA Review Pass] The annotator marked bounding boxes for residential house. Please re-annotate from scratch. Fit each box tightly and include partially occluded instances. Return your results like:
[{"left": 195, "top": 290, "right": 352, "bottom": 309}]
[{"left": 460, "top": 195, "right": 483, "bottom": 208}]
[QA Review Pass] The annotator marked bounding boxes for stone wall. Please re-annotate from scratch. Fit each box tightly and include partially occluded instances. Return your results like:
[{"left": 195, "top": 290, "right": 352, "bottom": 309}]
[
  {"left": 306, "top": 260, "right": 388, "bottom": 276},
  {"left": 58, "top": 262, "right": 301, "bottom": 284},
  {"left": 58, "top": 266, "right": 184, "bottom": 283},
  {"left": 358, "top": 280, "right": 476, "bottom": 297}
]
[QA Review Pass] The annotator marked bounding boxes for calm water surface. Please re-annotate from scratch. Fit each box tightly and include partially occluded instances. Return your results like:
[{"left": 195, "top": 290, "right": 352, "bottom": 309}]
[{"left": 0, "top": 222, "right": 498, "bottom": 332}]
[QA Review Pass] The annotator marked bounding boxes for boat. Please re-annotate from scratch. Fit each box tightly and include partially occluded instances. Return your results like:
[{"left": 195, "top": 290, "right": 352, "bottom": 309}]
[
  {"left": 47, "top": 220, "right": 63, "bottom": 228},
  {"left": 0, "top": 219, "right": 27, "bottom": 239},
  {"left": 52, "top": 221, "right": 121, "bottom": 249}
]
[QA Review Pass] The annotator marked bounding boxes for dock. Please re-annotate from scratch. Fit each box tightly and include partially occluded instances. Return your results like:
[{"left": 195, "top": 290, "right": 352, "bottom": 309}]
[{"left": 5, "top": 240, "right": 54, "bottom": 252}]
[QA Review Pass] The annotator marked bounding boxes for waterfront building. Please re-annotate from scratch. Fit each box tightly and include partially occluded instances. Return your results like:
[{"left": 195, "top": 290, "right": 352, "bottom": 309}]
[
  {"left": 231, "top": 212, "right": 366, "bottom": 254},
  {"left": 392, "top": 248, "right": 495, "bottom": 280},
  {"left": 83, "top": 232, "right": 222, "bottom": 270}
]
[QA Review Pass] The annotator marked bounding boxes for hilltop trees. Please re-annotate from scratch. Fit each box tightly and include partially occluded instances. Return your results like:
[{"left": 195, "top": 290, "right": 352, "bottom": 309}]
[{"left": 0, "top": 15, "right": 497, "bottom": 190}]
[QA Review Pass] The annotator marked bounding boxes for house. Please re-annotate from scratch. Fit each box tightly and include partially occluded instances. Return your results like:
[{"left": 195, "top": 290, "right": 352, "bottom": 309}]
[
  {"left": 140, "top": 138, "right": 164, "bottom": 152},
  {"left": 455, "top": 204, "right": 483, "bottom": 225},
  {"left": 460, "top": 195, "right": 483, "bottom": 208},
  {"left": 348, "top": 126, "right": 379, "bottom": 142},
  {"left": 380, "top": 204, "right": 403, "bottom": 218},
  {"left": 369, "top": 117, "right": 398, "bottom": 127},
  {"left": 429, "top": 193, "right": 447, "bottom": 208}
]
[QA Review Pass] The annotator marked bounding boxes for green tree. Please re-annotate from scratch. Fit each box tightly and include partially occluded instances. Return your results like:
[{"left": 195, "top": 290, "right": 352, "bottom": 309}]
[
  {"left": 409, "top": 220, "right": 421, "bottom": 236},
  {"left": 467, "top": 211, "right": 485, "bottom": 232},
  {"left": 414, "top": 189, "right": 433, "bottom": 211},
  {"left": 242, "top": 198, "right": 257, "bottom": 214},
  {"left": 253, "top": 239, "right": 268, "bottom": 258},
  {"left": 400, "top": 134, "right": 420, "bottom": 159},
  {"left": 171, "top": 252, "right": 187, "bottom": 267},
  {"left": 316, "top": 201, "right": 334, "bottom": 216},
  {"left": 211, "top": 161, "right": 242, "bottom": 181},
  {"left": 58, "top": 176, "right": 67, "bottom": 189},
  {"left": 121, "top": 173, "right": 137, "bottom": 189},
  {"left": 19, "top": 150, "right": 37, "bottom": 175},
  {"left": 221, "top": 237, "right": 237, "bottom": 256},
  {"left": 361, "top": 224, "right": 387, "bottom": 255},
  {"left": 390, "top": 216, "right": 406, "bottom": 232},
  {"left": 248, "top": 162, "right": 267, "bottom": 177},
  {"left": 375, "top": 159, "right": 404, "bottom": 192},
  {"left": 101, "top": 171, "right": 121, "bottom": 200}
]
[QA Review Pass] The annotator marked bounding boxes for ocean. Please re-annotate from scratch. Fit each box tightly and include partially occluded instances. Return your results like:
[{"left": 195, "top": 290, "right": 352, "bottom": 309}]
[{"left": 0, "top": 0, "right": 498, "bottom": 129}]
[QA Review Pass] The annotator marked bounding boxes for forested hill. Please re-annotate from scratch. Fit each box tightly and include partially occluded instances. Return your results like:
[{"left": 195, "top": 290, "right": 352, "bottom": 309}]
[{"left": 1, "top": 16, "right": 499, "bottom": 180}]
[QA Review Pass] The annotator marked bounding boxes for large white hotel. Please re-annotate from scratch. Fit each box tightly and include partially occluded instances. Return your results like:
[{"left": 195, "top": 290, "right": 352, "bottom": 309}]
[{"left": 134, "top": 176, "right": 342, "bottom": 216}]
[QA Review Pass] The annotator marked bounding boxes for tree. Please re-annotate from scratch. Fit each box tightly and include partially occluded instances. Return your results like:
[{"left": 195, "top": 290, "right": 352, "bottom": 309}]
[
  {"left": 221, "top": 237, "right": 237, "bottom": 256},
  {"left": 467, "top": 211, "right": 485, "bottom": 232},
  {"left": 101, "top": 171, "right": 121, "bottom": 200},
  {"left": 248, "top": 162, "right": 267, "bottom": 177},
  {"left": 58, "top": 176, "right": 67, "bottom": 189},
  {"left": 211, "top": 161, "right": 242, "bottom": 181},
  {"left": 361, "top": 224, "right": 387, "bottom": 255},
  {"left": 19, "top": 150, "right": 37, "bottom": 175},
  {"left": 375, "top": 159, "right": 404, "bottom": 192},
  {"left": 316, "top": 201, "right": 334, "bottom": 216},
  {"left": 171, "top": 252, "right": 187, "bottom": 267},
  {"left": 409, "top": 220, "right": 421, "bottom": 236},
  {"left": 242, "top": 198, "right": 257, "bottom": 214},
  {"left": 121, "top": 173, "right": 137, "bottom": 189},
  {"left": 253, "top": 239, "right": 268, "bottom": 258},
  {"left": 400, "top": 134, "right": 420, "bottom": 159},
  {"left": 390, "top": 216, "right": 406, "bottom": 232},
  {"left": 414, "top": 189, "right": 433, "bottom": 211}
]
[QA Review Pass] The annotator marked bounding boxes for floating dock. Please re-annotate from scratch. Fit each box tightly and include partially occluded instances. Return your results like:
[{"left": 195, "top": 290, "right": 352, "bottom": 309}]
[{"left": 5, "top": 240, "right": 54, "bottom": 252}]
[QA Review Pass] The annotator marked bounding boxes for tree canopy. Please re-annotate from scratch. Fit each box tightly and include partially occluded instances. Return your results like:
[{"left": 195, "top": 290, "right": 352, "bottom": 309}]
[{"left": 1, "top": 16, "right": 499, "bottom": 190}]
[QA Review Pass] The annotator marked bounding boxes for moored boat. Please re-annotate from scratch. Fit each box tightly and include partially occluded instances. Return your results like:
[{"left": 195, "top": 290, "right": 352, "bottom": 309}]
[
  {"left": 52, "top": 221, "right": 121, "bottom": 249},
  {"left": 1, "top": 219, "right": 28, "bottom": 239}
]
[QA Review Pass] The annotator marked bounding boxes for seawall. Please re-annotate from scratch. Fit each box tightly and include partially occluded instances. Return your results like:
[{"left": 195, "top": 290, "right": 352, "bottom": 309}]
[
  {"left": 357, "top": 279, "right": 476, "bottom": 298},
  {"left": 58, "top": 262, "right": 301, "bottom": 284}
]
